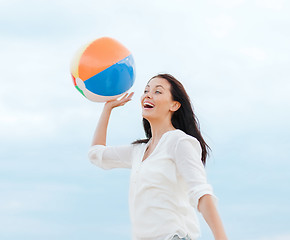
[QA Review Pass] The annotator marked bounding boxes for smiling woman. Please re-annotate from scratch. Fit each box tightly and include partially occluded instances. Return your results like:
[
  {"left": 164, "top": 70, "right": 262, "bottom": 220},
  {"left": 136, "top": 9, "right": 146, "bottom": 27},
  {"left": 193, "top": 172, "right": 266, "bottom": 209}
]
[
  {"left": 134, "top": 74, "right": 210, "bottom": 165},
  {"left": 89, "top": 73, "right": 228, "bottom": 240}
]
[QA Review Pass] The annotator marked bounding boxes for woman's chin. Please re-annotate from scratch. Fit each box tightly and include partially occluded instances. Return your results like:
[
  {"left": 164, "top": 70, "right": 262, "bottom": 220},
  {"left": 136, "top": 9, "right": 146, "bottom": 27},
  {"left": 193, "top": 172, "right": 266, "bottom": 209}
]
[
  {"left": 142, "top": 112, "right": 153, "bottom": 120},
  {"left": 142, "top": 114, "right": 160, "bottom": 123},
  {"left": 142, "top": 114, "right": 149, "bottom": 120}
]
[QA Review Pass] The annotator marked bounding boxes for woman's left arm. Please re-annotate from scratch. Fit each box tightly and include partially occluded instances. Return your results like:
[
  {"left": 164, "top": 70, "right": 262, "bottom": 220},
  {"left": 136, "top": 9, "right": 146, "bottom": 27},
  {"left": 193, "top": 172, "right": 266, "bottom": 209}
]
[
  {"left": 174, "top": 137, "right": 228, "bottom": 240},
  {"left": 198, "top": 194, "right": 228, "bottom": 240}
]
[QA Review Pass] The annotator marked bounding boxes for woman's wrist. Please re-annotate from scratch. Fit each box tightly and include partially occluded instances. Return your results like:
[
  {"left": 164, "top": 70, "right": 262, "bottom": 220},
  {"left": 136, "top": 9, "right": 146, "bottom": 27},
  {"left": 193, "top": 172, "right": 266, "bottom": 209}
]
[{"left": 104, "top": 102, "right": 114, "bottom": 112}]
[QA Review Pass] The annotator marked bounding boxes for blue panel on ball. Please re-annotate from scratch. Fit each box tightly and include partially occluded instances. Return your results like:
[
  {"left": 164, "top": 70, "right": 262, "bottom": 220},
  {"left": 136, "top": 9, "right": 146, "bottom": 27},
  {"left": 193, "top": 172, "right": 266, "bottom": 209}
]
[{"left": 84, "top": 54, "right": 135, "bottom": 96}]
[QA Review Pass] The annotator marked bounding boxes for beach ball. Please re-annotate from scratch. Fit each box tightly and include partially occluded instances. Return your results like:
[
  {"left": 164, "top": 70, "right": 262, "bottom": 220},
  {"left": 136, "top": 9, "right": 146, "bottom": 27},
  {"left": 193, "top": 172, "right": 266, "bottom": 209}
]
[{"left": 70, "top": 37, "right": 136, "bottom": 102}]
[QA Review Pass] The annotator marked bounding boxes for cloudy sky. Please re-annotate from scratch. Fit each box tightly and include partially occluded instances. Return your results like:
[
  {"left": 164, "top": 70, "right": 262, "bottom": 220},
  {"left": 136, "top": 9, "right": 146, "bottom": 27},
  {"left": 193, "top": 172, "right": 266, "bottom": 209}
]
[{"left": 0, "top": 0, "right": 289, "bottom": 239}]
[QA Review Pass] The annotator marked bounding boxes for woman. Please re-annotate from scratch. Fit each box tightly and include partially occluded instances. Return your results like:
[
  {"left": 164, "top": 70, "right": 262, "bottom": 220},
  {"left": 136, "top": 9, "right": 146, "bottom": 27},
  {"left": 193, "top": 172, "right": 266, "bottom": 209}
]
[{"left": 89, "top": 74, "right": 227, "bottom": 240}]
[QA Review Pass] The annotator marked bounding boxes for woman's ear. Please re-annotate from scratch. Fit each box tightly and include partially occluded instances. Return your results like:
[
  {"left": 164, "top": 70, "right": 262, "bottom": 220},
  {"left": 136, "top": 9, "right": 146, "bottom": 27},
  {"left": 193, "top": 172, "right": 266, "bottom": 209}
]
[{"left": 170, "top": 101, "right": 181, "bottom": 112}]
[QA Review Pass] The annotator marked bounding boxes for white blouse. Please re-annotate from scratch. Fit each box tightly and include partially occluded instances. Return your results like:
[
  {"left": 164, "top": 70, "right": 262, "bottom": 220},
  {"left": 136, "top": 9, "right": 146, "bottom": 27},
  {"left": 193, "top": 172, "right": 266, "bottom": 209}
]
[{"left": 88, "top": 129, "right": 216, "bottom": 240}]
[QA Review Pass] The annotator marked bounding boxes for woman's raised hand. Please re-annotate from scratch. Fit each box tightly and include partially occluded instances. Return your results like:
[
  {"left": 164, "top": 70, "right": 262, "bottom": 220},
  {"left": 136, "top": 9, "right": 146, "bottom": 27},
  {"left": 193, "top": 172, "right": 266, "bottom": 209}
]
[
  {"left": 91, "top": 92, "right": 134, "bottom": 146},
  {"left": 105, "top": 92, "right": 134, "bottom": 110}
]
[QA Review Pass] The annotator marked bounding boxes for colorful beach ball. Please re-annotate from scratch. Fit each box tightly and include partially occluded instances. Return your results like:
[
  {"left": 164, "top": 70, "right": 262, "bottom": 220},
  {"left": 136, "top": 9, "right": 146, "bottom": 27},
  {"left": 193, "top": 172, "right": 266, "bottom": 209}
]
[{"left": 70, "top": 37, "right": 136, "bottom": 102}]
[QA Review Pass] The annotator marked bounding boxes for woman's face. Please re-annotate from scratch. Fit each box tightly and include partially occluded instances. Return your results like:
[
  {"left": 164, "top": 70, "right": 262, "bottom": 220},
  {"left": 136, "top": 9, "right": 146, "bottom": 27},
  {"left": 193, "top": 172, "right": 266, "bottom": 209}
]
[{"left": 141, "top": 77, "right": 179, "bottom": 121}]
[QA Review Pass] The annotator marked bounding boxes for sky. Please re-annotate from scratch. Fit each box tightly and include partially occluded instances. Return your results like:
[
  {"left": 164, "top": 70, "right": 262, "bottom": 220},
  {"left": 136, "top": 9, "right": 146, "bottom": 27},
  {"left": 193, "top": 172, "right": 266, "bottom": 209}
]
[{"left": 0, "top": 0, "right": 290, "bottom": 239}]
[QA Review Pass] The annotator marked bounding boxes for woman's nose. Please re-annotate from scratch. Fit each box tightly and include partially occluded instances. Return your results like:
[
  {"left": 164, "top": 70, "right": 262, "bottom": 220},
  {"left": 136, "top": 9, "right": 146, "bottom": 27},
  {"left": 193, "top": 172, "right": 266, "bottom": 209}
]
[
  {"left": 145, "top": 93, "right": 152, "bottom": 99},
  {"left": 145, "top": 91, "right": 152, "bottom": 98}
]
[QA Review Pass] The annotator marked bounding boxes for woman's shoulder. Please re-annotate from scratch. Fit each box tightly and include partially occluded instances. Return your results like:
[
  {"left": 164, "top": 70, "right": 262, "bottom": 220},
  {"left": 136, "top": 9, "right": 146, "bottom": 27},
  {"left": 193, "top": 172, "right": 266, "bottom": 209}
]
[
  {"left": 130, "top": 140, "right": 148, "bottom": 153},
  {"left": 165, "top": 129, "right": 201, "bottom": 152},
  {"left": 166, "top": 129, "right": 199, "bottom": 142}
]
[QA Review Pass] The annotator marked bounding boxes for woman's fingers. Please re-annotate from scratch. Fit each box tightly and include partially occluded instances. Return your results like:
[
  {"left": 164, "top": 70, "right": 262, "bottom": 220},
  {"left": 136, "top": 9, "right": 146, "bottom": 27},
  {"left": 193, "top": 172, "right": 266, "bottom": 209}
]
[
  {"left": 119, "top": 92, "right": 134, "bottom": 103},
  {"left": 127, "top": 92, "right": 134, "bottom": 99},
  {"left": 105, "top": 92, "right": 134, "bottom": 108},
  {"left": 119, "top": 93, "right": 129, "bottom": 101},
  {"left": 120, "top": 92, "right": 134, "bottom": 101}
]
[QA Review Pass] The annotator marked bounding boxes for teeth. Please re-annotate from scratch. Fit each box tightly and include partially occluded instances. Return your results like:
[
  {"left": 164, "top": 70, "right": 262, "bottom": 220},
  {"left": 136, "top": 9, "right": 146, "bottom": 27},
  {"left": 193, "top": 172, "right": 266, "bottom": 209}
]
[{"left": 144, "top": 102, "right": 154, "bottom": 108}]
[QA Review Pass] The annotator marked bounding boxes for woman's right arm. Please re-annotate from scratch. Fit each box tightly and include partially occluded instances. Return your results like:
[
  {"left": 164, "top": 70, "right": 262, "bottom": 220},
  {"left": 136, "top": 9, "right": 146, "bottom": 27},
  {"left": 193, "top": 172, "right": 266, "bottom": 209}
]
[{"left": 91, "top": 92, "right": 134, "bottom": 146}]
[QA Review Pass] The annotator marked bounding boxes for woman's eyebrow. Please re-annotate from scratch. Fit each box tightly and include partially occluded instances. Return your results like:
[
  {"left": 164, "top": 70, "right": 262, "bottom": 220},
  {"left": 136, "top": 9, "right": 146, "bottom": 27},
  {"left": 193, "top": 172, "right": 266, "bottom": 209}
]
[
  {"left": 155, "top": 85, "right": 165, "bottom": 89},
  {"left": 145, "top": 84, "right": 165, "bottom": 89}
]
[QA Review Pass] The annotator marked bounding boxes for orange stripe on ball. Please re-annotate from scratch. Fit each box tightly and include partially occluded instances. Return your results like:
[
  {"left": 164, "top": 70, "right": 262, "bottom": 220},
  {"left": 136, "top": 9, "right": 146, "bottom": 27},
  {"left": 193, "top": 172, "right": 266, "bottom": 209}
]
[{"left": 78, "top": 37, "right": 131, "bottom": 81}]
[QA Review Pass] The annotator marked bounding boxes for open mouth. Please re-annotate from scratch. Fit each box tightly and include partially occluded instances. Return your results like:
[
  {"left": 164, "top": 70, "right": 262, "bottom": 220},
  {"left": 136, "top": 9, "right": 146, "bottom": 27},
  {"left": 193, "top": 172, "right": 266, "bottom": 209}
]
[{"left": 143, "top": 102, "right": 154, "bottom": 109}]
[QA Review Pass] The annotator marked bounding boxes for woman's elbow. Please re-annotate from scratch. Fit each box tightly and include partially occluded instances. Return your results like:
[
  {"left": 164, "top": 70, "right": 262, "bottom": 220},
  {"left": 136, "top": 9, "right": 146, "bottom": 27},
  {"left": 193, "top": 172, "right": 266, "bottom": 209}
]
[{"left": 197, "top": 194, "right": 216, "bottom": 212}]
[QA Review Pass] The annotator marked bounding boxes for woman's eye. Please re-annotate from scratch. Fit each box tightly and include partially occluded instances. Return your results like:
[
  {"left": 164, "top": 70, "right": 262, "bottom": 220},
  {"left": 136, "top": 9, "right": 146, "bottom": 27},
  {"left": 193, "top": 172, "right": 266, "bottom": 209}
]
[
  {"left": 155, "top": 90, "right": 161, "bottom": 94},
  {"left": 144, "top": 90, "right": 148, "bottom": 93}
]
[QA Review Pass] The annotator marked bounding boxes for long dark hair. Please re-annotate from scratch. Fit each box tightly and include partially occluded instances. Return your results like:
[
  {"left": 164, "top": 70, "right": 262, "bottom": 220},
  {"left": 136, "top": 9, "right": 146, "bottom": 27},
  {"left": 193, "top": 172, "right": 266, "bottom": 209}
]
[{"left": 133, "top": 73, "right": 211, "bottom": 165}]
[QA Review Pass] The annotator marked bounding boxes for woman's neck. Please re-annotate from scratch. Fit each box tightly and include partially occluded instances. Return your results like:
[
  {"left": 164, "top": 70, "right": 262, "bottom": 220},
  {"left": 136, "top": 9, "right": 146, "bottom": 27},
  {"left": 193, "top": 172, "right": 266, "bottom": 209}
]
[{"left": 149, "top": 120, "right": 176, "bottom": 145}]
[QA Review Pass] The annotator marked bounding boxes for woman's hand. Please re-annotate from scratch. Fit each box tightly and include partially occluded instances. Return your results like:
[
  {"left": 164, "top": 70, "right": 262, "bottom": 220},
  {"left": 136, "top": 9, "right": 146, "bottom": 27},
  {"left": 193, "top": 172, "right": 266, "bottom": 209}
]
[{"left": 105, "top": 92, "right": 134, "bottom": 110}]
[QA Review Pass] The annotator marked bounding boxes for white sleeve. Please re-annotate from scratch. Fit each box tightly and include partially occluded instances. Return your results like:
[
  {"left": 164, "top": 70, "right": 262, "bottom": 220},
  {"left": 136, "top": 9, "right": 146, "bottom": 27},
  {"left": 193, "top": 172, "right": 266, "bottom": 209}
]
[
  {"left": 174, "top": 137, "right": 218, "bottom": 210},
  {"left": 88, "top": 144, "right": 134, "bottom": 169}
]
